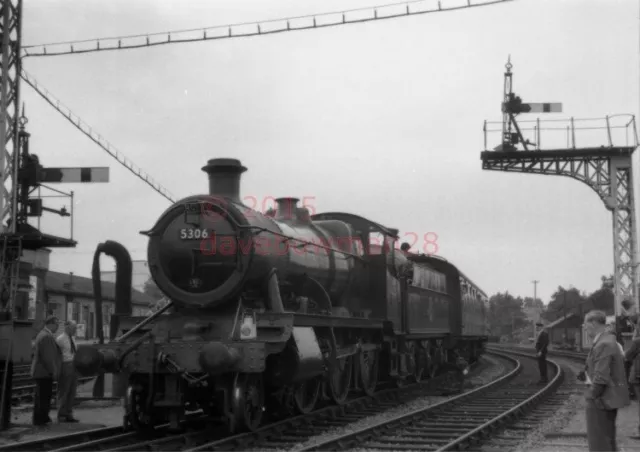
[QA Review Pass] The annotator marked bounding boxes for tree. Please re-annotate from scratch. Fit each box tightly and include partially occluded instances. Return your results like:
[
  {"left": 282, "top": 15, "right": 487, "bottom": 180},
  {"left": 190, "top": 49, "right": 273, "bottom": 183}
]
[
  {"left": 585, "top": 286, "right": 614, "bottom": 315},
  {"left": 522, "top": 297, "right": 545, "bottom": 311},
  {"left": 541, "top": 286, "right": 587, "bottom": 322},
  {"left": 143, "top": 277, "right": 164, "bottom": 301},
  {"left": 487, "top": 291, "right": 528, "bottom": 337},
  {"left": 538, "top": 277, "right": 614, "bottom": 324}
]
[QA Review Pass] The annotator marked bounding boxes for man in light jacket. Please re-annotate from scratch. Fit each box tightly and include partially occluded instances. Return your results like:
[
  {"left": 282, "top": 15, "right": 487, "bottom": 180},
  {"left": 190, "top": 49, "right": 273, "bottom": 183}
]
[
  {"left": 582, "top": 310, "right": 630, "bottom": 451},
  {"left": 31, "top": 316, "right": 61, "bottom": 426},
  {"left": 56, "top": 320, "right": 79, "bottom": 422}
]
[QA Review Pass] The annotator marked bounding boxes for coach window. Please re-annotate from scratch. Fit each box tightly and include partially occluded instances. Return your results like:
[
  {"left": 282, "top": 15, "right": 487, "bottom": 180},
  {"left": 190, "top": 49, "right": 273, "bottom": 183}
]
[
  {"left": 412, "top": 267, "right": 426, "bottom": 289},
  {"left": 351, "top": 236, "right": 365, "bottom": 256},
  {"left": 368, "top": 232, "right": 385, "bottom": 255}
]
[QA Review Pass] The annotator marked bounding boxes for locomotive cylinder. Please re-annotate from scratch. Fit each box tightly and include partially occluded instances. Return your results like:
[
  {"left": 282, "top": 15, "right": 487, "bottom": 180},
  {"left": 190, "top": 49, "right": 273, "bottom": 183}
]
[{"left": 74, "top": 345, "right": 119, "bottom": 377}]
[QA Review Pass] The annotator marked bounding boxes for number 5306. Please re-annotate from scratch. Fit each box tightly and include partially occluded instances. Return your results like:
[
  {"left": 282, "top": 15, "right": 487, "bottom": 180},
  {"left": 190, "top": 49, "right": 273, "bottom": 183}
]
[{"left": 180, "top": 228, "right": 210, "bottom": 240}]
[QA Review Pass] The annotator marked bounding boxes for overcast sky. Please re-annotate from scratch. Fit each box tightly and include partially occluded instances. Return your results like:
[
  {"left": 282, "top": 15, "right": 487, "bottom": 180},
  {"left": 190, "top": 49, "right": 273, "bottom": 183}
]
[{"left": 19, "top": 0, "right": 640, "bottom": 305}]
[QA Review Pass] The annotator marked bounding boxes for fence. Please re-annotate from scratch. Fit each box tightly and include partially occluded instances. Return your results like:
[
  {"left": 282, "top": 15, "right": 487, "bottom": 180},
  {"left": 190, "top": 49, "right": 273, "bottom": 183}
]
[{"left": 484, "top": 114, "right": 639, "bottom": 151}]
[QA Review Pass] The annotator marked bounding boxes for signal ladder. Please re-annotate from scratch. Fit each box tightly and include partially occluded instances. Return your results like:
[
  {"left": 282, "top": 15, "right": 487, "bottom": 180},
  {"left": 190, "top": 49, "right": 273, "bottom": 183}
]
[{"left": 0, "top": 235, "right": 22, "bottom": 430}]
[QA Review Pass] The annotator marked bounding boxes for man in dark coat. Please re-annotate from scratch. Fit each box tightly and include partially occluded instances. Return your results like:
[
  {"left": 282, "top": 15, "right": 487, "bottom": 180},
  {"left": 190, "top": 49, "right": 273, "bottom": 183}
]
[
  {"left": 30, "top": 316, "right": 61, "bottom": 426},
  {"left": 582, "top": 310, "right": 630, "bottom": 451},
  {"left": 535, "top": 321, "right": 549, "bottom": 384},
  {"left": 624, "top": 319, "right": 640, "bottom": 432}
]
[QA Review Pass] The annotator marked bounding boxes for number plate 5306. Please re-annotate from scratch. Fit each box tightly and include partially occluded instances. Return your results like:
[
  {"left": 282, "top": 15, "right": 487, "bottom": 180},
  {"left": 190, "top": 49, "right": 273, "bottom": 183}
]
[{"left": 179, "top": 228, "right": 210, "bottom": 240}]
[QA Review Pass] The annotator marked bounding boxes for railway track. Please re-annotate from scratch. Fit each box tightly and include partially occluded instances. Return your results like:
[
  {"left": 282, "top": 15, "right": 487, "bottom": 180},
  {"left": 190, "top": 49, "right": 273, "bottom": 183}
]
[
  {"left": 11, "top": 377, "right": 95, "bottom": 405},
  {"left": 0, "top": 353, "right": 504, "bottom": 452},
  {"left": 277, "top": 349, "right": 562, "bottom": 452},
  {"left": 488, "top": 343, "right": 587, "bottom": 360},
  {"left": 9, "top": 365, "right": 95, "bottom": 405},
  {"left": 466, "top": 345, "right": 587, "bottom": 452}
]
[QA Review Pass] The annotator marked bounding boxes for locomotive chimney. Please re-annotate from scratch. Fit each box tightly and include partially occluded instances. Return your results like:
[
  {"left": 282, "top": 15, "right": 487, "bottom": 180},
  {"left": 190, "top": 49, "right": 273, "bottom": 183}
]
[
  {"left": 201, "top": 158, "right": 247, "bottom": 202},
  {"left": 275, "top": 197, "right": 299, "bottom": 221}
]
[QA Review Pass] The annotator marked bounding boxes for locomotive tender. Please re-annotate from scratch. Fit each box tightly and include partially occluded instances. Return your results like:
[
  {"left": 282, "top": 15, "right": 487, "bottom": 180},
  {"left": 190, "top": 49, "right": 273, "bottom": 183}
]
[{"left": 75, "top": 158, "right": 489, "bottom": 433}]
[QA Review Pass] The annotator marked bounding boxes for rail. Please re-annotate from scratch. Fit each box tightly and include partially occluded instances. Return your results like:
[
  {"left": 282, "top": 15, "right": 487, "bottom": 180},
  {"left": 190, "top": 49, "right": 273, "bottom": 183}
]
[
  {"left": 0, "top": 354, "right": 501, "bottom": 451},
  {"left": 483, "top": 114, "right": 639, "bottom": 151},
  {"left": 293, "top": 351, "right": 554, "bottom": 451}
]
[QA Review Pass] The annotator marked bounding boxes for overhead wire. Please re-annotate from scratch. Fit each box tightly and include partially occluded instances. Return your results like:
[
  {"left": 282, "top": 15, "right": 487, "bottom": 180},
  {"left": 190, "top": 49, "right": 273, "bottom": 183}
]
[
  {"left": 22, "top": 0, "right": 514, "bottom": 58},
  {"left": 20, "top": 69, "right": 176, "bottom": 203}
]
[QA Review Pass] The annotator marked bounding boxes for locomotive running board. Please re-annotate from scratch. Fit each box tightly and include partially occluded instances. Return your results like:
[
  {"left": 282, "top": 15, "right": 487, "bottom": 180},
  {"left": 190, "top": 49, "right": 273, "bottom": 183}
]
[
  {"left": 74, "top": 396, "right": 121, "bottom": 403},
  {"left": 293, "top": 313, "right": 384, "bottom": 329}
]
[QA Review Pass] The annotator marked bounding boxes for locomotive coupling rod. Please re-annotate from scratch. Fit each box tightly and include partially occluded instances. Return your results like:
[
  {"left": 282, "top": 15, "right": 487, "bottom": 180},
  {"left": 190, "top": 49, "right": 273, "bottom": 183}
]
[{"left": 117, "top": 301, "right": 174, "bottom": 343}]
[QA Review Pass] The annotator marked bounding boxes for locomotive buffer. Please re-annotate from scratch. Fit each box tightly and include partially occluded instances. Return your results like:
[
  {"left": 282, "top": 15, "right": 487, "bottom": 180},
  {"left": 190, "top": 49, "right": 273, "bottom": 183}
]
[{"left": 0, "top": 115, "right": 109, "bottom": 433}]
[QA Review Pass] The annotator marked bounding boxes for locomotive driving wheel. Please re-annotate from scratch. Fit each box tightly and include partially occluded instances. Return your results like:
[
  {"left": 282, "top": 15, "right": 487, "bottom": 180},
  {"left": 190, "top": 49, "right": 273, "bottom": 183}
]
[
  {"left": 293, "top": 377, "right": 322, "bottom": 414},
  {"left": 230, "top": 373, "right": 264, "bottom": 433},
  {"left": 124, "top": 383, "right": 156, "bottom": 432},
  {"left": 327, "top": 355, "right": 353, "bottom": 405},
  {"left": 358, "top": 349, "right": 379, "bottom": 396}
]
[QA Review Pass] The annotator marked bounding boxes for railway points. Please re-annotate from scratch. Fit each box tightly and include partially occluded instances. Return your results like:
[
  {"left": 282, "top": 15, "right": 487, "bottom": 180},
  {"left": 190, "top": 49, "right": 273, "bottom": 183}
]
[{"left": 0, "top": 351, "right": 509, "bottom": 452}]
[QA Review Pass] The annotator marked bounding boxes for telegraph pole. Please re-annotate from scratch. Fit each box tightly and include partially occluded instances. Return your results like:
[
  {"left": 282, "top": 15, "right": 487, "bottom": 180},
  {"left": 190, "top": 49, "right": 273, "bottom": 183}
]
[
  {"left": 563, "top": 289, "right": 568, "bottom": 343},
  {"left": 532, "top": 279, "right": 539, "bottom": 338}
]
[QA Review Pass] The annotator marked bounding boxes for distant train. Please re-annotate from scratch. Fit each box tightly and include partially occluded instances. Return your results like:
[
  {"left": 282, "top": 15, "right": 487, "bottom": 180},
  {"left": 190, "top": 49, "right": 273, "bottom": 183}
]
[{"left": 75, "top": 158, "right": 489, "bottom": 433}]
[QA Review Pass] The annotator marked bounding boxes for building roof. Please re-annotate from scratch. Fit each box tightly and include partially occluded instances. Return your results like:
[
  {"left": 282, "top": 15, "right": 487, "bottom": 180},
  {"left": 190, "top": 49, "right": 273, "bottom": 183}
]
[{"left": 45, "top": 270, "right": 155, "bottom": 306}]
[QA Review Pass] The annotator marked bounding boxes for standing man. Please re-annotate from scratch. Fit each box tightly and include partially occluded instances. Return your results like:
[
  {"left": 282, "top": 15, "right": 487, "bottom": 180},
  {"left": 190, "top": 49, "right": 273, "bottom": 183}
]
[
  {"left": 534, "top": 321, "right": 549, "bottom": 384},
  {"left": 56, "top": 321, "right": 79, "bottom": 423},
  {"left": 583, "top": 310, "right": 630, "bottom": 451},
  {"left": 624, "top": 320, "right": 640, "bottom": 434},
  {"left": 30, "top": 315, "right": 61, "bottom": 426}
]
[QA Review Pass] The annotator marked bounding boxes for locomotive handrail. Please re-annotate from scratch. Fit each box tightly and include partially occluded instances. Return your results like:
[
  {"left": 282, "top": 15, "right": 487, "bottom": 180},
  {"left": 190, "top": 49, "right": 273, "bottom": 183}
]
[
  {"left": 310, "top": 211, "right": 398, "bottom": 238},
  {"left": 243, "top": 225, "right": 367, "bottom": 262}
]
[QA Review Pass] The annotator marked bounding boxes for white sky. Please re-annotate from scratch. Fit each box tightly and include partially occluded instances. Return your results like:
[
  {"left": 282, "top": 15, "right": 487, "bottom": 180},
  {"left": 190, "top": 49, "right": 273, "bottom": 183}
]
[{"left": 19, "top": 0, "right": 640, "bottom": 305}]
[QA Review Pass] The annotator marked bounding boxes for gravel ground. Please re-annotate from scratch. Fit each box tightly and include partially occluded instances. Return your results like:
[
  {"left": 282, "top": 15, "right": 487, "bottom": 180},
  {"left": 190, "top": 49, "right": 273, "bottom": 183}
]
[
  {"left": 509, "top": 357, "right": 640, "bottom": 452},
  {"left": 2, "top": 355, "right": 509, "bottom": 451},
  {"left": 258, "top": 354, "right": 510, "bottom": 452},
  {"left": 0, "top": 397, "right": 123, "bottom": 446}
]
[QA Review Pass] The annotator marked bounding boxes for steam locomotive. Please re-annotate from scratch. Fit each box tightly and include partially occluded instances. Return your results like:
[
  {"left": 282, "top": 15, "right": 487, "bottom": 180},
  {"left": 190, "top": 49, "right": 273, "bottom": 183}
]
[{"left": 75, "top": 158, "right": 489, "bottom": 433}]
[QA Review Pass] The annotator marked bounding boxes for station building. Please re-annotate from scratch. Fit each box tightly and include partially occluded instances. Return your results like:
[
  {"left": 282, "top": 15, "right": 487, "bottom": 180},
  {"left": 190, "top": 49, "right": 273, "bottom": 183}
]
[
  {"left": 101, "top": 259, "right": 151, "bottom": 293},
  {"left": 14, "top": 248, "right": 155, "bottom": 339}
]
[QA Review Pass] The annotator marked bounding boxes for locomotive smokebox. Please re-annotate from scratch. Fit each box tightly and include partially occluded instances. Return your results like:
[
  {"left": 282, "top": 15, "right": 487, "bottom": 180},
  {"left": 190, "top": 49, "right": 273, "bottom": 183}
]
[{"left": 201, "top": 158, "right": 247, "bottom": 201}]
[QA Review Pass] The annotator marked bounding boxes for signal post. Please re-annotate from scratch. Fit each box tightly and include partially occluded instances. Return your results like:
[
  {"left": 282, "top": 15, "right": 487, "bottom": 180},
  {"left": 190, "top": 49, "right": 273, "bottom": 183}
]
[{"left": 481, "top": 58, "right": 639, "bottom": 344}]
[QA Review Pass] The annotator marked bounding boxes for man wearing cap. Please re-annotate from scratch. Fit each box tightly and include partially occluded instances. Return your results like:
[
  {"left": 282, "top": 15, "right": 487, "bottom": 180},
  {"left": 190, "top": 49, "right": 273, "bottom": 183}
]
[
  {"left": 31, "top": 316, "right": 62, "bottom": 426},
  {"left": 56, "top": 320, "right": 79, "bottom": 423},
  {"left": 535, "top": 321, "right": 549, "bottom": 384}
]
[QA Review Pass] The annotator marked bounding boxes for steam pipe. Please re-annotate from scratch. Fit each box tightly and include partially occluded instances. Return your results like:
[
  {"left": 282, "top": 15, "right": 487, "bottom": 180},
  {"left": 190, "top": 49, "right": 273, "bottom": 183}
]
[
  {"left": 266, "top": 269, "right": 284, "bottom": 313},
  {"left": 91, "top": 240, "right": 132, "bottom": 345},
  {"left": 116, "top": 300, "right": 173, "bottom": 343},
  {"left": 118, "top": 331, "right": 153, "bottom": 368}
]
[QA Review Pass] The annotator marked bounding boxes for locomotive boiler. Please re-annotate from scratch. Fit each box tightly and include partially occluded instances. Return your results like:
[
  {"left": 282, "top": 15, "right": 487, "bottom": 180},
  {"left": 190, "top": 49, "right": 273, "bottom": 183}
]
[
  {"left": 74, "top": 157, "right": 489, "bottom": 434},
  {"left": 147, "top": 158, "right": 367, "bottom": 313}
]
